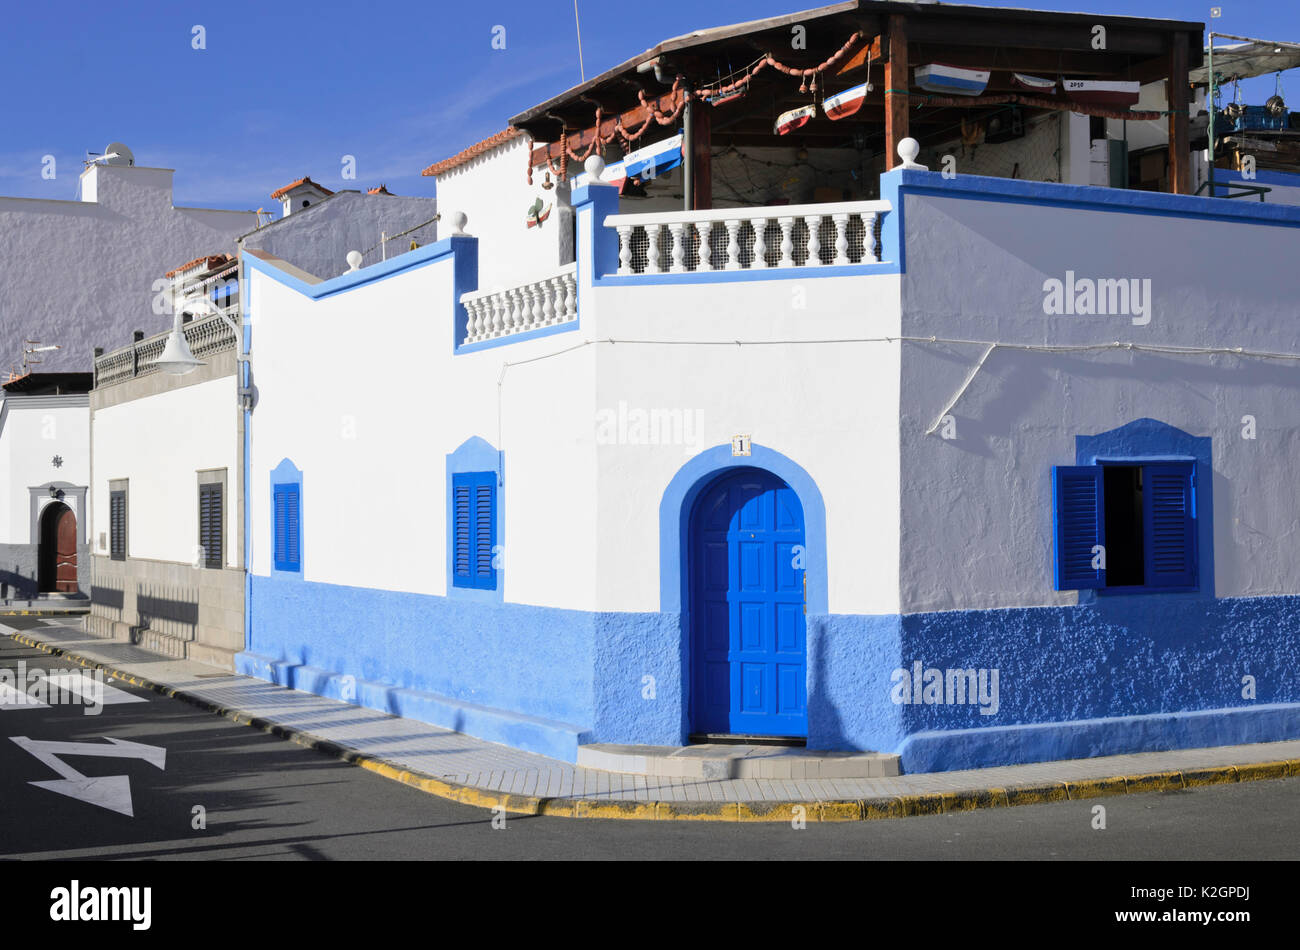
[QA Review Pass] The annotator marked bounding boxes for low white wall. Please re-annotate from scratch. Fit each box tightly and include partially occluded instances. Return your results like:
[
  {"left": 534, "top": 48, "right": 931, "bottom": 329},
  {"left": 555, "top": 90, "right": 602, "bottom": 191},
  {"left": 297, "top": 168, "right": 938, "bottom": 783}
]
[
  {"left": 246, "top": 257, "right": 601, "bottom": 607},
  {"left": 92, "top": 375, "right": 239, "bottom": 567}
]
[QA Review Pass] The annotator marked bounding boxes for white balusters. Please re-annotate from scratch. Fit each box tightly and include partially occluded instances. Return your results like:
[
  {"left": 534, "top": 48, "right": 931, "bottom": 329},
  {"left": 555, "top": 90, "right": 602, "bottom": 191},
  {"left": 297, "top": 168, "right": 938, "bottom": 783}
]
[
  {"left": 669, "top": 222, "right": 686, "bottom": 273},
  {"left": 603, "top": 201, "right": 889, "bottom": 274},
  {"left": 778, "top": 217, "right": 795, "bottom": 268},
  {"left": 724, "top": 219, "right": 742, "bottom": 270},
  {"left": 646, "top": 224, "right": 662, "bottom": 274},
  {"left": 832, "top": 212, "right": 850, "bottom": 266},
  {"left": 699, "top": 222, "right": 714, "bottom": 270},
  {"left": 458, "top": 264, "right": 580, "bottom": 347},
  {"left": 807, "top": 215, "right": 823, "bottom": 266},
  {"left": 617, "top": 225, "right": 634, "bottom": 276}
]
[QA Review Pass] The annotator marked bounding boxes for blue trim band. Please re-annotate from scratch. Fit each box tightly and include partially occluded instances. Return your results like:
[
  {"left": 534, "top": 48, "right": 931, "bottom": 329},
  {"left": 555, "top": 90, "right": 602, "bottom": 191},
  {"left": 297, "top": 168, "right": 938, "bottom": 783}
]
[
  {"left": 594, "top": 261, "right": 900, "bottom": 286},
  {"left": 455, "top": 318, "right": 579, "bottom": 353},
  {"left": 884, "top": 167, "right": 1300, "bottom": 228},
  {"left": 659, "top": 443, "right": 828, "bottom": 615},
  {"left": 241, "top": 235, "right": 477, "bottom": 300}
]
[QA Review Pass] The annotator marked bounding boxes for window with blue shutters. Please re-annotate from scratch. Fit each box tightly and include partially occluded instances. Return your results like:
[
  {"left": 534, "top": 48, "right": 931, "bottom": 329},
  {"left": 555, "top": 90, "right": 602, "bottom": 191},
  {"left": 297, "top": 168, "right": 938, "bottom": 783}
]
[
  {"left": 273, "top": 482, "right": 301, "bottom": 572},
  {"left": 452, "top": 472, "right": 496, "bottom": 590},
  {"left": 1052, "top": 460, "right": 1197, "bottom": 593}
]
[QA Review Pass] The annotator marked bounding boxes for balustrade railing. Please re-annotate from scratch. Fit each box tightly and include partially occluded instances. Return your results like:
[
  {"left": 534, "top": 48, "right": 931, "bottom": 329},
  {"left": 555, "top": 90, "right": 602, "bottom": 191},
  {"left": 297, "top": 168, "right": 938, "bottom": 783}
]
[
  {"left": 459, "top": 263, "right": 578, "bottom": 346},
  {"left": 93, "top": 310, "right": 239, "bottom": 388},
  {"left": 604, "top": 200, "right": 890, "bottom": 275}
]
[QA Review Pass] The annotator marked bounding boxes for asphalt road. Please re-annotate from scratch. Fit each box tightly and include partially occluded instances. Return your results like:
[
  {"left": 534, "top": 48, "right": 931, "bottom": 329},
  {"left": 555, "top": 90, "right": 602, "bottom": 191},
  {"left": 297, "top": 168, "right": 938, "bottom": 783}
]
[{"left": 0, "top": 629, "right": 1298, "bottom": 861}]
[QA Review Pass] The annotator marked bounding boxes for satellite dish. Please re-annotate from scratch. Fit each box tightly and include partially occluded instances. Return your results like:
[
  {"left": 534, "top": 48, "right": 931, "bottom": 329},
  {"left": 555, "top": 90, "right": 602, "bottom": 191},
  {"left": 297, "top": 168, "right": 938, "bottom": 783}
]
[{"left": 102, "top": 143, "right": 134, "bottom": 166}]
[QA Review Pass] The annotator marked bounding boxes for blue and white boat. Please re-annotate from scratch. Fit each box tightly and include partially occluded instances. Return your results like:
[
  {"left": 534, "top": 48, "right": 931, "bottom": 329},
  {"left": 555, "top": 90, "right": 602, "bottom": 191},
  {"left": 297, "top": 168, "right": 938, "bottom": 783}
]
[{"left": 915, "top": 63, "right": 991, "bottom": 96}]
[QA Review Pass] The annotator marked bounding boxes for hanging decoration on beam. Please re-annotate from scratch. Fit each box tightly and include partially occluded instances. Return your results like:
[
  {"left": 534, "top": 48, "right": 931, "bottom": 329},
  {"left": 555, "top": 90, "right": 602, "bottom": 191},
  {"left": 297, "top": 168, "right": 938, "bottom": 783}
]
[
  {"left": 1011, "top": 73, "right": 1057, "bottom": 93},
  {"left": 528, "top": 29, "right": 868, "bottom": 179},
  {"left": 897, "top": 89, "right": 1165, "bottom": 121},
  {"left": 823, "top": 82, "right": 869, "bottom": 120},
  {"left": 915, "top": 63, "right": 992, "bottom": 96},
  {"left": 774, "top": 104, "right": 818, "bottom": 135},
  {"left": 1063, "top": 79, "right": 1141, "bottom": 107}
]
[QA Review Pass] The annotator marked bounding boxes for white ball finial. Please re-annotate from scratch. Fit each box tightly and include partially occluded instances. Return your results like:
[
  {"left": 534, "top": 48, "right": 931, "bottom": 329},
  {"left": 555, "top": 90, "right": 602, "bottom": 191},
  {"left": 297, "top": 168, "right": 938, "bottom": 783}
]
[
  {"left": 584, "top": 155, "right": 606, "bottom": 180},
  {"left": 449, "top": 210, "right": 467, "bottom": 235},
  {"left": 346, "top": 250, "right": 363, "bottom": 272},
  {"left": 897, "top": 137, "right": 927, "bottom": 170}
]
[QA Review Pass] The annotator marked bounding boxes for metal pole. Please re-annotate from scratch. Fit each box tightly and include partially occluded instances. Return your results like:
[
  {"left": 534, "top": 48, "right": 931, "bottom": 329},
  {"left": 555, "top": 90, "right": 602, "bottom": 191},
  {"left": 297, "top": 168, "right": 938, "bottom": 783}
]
[
  {"left": 1208, "top": 32, "right": 1216, "bottom": 198},
  {"left": 683, "top": 95, "right": 694, "bottom": 212}
]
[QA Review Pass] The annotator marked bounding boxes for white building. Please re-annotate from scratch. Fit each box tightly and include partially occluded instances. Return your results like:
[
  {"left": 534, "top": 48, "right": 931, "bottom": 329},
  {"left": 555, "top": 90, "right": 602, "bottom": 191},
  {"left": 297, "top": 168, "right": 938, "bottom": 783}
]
[
  {"left": 0, "top": 374, "right": 92, "bottom": 602},
  {"left": 85, "top": 304, "right": 244, "bottom": 668},
  {"left": 231, "top": 3, "right": 1300, "bottom": 773},
  {"left": 0, "top": 146, "right": 259, "bottom": 374}
]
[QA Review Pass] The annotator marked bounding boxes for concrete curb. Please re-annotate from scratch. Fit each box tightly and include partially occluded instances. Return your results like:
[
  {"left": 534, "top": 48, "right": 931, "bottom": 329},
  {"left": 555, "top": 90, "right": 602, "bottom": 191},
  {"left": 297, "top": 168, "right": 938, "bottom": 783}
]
[
  {"left": 0, "top": 609, "right": 91, "bottom": 617},
  {"left": 8, "top": 630, "right": 1299, "bottom": 823}
]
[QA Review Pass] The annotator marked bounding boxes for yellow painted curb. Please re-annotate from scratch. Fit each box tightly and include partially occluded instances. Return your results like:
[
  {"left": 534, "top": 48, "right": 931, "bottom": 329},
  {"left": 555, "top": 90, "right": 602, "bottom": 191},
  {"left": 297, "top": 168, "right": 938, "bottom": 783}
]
[
  {"left": 1064, "top": 776, "right": 1128, "bottom": 800},
  {"left": 5, "top": 630, "right": 1300, "bottom": 823}
]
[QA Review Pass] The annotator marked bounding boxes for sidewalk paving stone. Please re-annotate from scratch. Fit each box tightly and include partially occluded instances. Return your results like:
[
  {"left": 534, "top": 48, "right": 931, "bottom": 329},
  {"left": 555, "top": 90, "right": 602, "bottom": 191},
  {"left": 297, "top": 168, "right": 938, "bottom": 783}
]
[{"left": 5, "top": 620, "right": 1299, "bottom": 820}]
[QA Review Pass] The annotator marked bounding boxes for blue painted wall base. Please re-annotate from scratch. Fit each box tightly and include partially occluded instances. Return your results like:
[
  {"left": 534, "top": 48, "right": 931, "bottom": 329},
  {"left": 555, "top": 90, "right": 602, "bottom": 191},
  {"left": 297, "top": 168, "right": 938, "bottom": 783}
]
[{"left": 243, "top": 575, "right": 1300, "bottom": 771}]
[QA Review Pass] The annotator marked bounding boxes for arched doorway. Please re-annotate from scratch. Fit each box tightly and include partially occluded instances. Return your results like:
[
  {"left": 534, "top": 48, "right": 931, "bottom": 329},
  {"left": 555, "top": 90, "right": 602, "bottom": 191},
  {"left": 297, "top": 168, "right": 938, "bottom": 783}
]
[
  {"left": 38, "top": 502, "right": 78, "bottom": 594},
  {"left": 689, "top": 467, "right": 807, "bottom": 738}
]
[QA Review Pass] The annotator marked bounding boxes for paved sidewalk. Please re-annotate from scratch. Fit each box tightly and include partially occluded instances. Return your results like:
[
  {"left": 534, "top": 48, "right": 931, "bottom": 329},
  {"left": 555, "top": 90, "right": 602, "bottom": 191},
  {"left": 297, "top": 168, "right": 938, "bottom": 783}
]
[{"left": 5, "top": 618, "right": 1298, "bottom": 822}]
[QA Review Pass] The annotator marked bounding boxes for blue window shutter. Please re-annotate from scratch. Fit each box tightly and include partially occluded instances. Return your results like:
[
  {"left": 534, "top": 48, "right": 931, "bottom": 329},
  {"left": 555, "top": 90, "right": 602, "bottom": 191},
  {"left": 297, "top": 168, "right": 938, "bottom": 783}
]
[
  {"left": 273, "top": 483, "right": 301, "bottom": 572},
  {"left": 1052, "top": 465, "right": 1105, "bottom": 590},
  {"left": 474, "top": 482, "right": 495, "bottom": 586},
  {"left": 285, "top": 485, "right": 300, "bottom": 569},
  {"left": 453, "top": 481, "right": 472, "bottom": 581},
  {"left": 452, "top": 472, "right": 496, "bottom": 590},
  {"left": 1143, "top": 462, "right": 1196, "bottom": 589},
  {"left": 273, "top": 488, "right": 287, "bottom": 567}
]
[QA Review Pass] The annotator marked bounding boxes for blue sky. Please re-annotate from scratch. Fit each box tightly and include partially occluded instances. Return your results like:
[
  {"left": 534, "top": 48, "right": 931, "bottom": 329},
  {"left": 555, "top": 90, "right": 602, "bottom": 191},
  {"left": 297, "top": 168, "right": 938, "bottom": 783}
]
[{"left": 0, "top": 0, "right": 1293, "bottom": 212}]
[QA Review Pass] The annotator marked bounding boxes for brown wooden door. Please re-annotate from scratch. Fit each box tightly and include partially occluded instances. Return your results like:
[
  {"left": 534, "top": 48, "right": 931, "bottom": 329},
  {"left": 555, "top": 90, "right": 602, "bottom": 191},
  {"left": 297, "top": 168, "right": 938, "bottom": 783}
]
[{"left": 55, "top": 507, "right": 78, "bottom": 592}]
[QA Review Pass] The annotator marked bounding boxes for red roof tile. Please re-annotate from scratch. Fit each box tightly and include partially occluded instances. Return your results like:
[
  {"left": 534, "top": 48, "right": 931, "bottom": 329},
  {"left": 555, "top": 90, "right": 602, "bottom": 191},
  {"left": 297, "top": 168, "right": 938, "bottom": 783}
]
[
  {"left": 165, "top": 253, "right": 233, "bottom": 279},
  {"left": 421, "top": 128, "right": 524, "bottom": 177},
  {"left": 270, "top": 176, "right": 335, "bottom": 200},
  {"left": 367, "top": 184, "right": 394, "bottom": 195}
]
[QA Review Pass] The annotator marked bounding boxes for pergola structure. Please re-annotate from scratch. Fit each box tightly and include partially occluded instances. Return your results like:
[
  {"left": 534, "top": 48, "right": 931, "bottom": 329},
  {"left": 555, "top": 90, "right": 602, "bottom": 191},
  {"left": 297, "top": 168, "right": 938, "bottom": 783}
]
[{"left": 509, "top": 0, "right": 1204, "bottom": 207}]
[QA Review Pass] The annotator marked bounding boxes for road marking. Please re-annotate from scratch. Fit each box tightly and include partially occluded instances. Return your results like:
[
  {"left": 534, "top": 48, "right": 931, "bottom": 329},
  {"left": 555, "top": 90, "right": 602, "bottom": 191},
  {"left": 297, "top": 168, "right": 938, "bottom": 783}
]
[
  {"left": 10, "top": 736, "right": 167, "bottom": 817},
  {"left": 45, "top": 671, "right": 146, "bottom": 705},
  {"left": 0, "top": 671, "right": 145, "bottom": 710},
  {"left": 0, "top": 683, "right": 50, "bottom": 710}
]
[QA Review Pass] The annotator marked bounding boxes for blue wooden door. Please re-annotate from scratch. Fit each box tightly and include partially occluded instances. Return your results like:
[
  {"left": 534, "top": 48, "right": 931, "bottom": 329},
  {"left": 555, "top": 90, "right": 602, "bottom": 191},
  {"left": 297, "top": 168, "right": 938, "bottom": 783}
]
[{"left": 691, "top": 468, "right": 807, "bottom": 737}]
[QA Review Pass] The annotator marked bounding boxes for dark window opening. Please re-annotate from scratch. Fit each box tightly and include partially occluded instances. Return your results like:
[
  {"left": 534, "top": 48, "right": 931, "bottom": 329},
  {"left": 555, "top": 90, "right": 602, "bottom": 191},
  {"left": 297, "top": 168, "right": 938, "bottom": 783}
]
[
  {"left": 1102, "top": 465, "right": 1144, "bottom": 587},
  {"left": 199, "top": 483, "right": 223, "bottom": 569},
  {"left": 109, "top": 490, "right": 126, "bottom": 561}
]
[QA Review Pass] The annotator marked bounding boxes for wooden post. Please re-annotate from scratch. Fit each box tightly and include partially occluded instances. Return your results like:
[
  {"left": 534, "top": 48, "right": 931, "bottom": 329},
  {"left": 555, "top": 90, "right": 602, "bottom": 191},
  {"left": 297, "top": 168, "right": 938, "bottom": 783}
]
[
  {"left": 691, "top": 99, "right": 712, "bottom": 210},
  {"left": 1167, "top": 32, "right": 1190, "bottom": 194},
  {"left": 885, "top": 14, "right": 909, "bottom": 170}
]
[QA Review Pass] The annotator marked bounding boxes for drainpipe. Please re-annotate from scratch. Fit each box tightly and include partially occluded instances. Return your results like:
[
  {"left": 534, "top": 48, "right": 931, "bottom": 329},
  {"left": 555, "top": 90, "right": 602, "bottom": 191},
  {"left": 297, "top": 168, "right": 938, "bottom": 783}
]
[
  {"left": 683, "top": 94, "right": 694, "bottom": 212},
  {"left": 1207, "top": 32, "right": 1216, "bottom": 198}
]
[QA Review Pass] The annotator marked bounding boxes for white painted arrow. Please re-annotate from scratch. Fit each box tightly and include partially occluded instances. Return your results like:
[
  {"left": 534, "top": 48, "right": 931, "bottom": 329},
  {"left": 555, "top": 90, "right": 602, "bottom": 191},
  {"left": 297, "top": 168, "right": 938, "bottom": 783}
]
[
  {"left": 9, "top": 736, "right": 167, "bottom": 817},
  {"left": 31, "top": 776, "right": 136, "bottom": 817}
]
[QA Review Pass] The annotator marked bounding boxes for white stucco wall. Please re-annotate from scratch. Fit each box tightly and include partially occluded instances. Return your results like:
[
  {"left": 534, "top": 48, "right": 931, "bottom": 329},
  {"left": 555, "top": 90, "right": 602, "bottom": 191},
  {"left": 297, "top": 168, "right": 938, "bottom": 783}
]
[
  {"left": 431, "top": 136, "right": 574, "bottom": 291},
  {"left": 91, "top": 376, "right": 239, "bottom": 567},
  {"left": 588, "top": 274, "right": 902, "bottom": 615},
  {"left": 0, "top": 395, "right": 90, "bottom": 544},
  {"left": 246, "top": 237, "right": 903, "bottom": 617},
  {"left": 0, "top": 163, "right": 257, "bottom": 373},
  {"left": 897, "top": 186, "right": 1300, "bottom": 613},
  {"left": 246, "top": 255, "right": 600, "bottom": 607}
]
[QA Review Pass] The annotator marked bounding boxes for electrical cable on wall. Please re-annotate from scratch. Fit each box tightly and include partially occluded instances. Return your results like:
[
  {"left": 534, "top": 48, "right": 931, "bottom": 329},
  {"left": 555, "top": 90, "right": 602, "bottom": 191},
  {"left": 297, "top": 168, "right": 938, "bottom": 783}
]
[{"left": 491, "top": 334, "right": 1300, "bottom": 455}]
